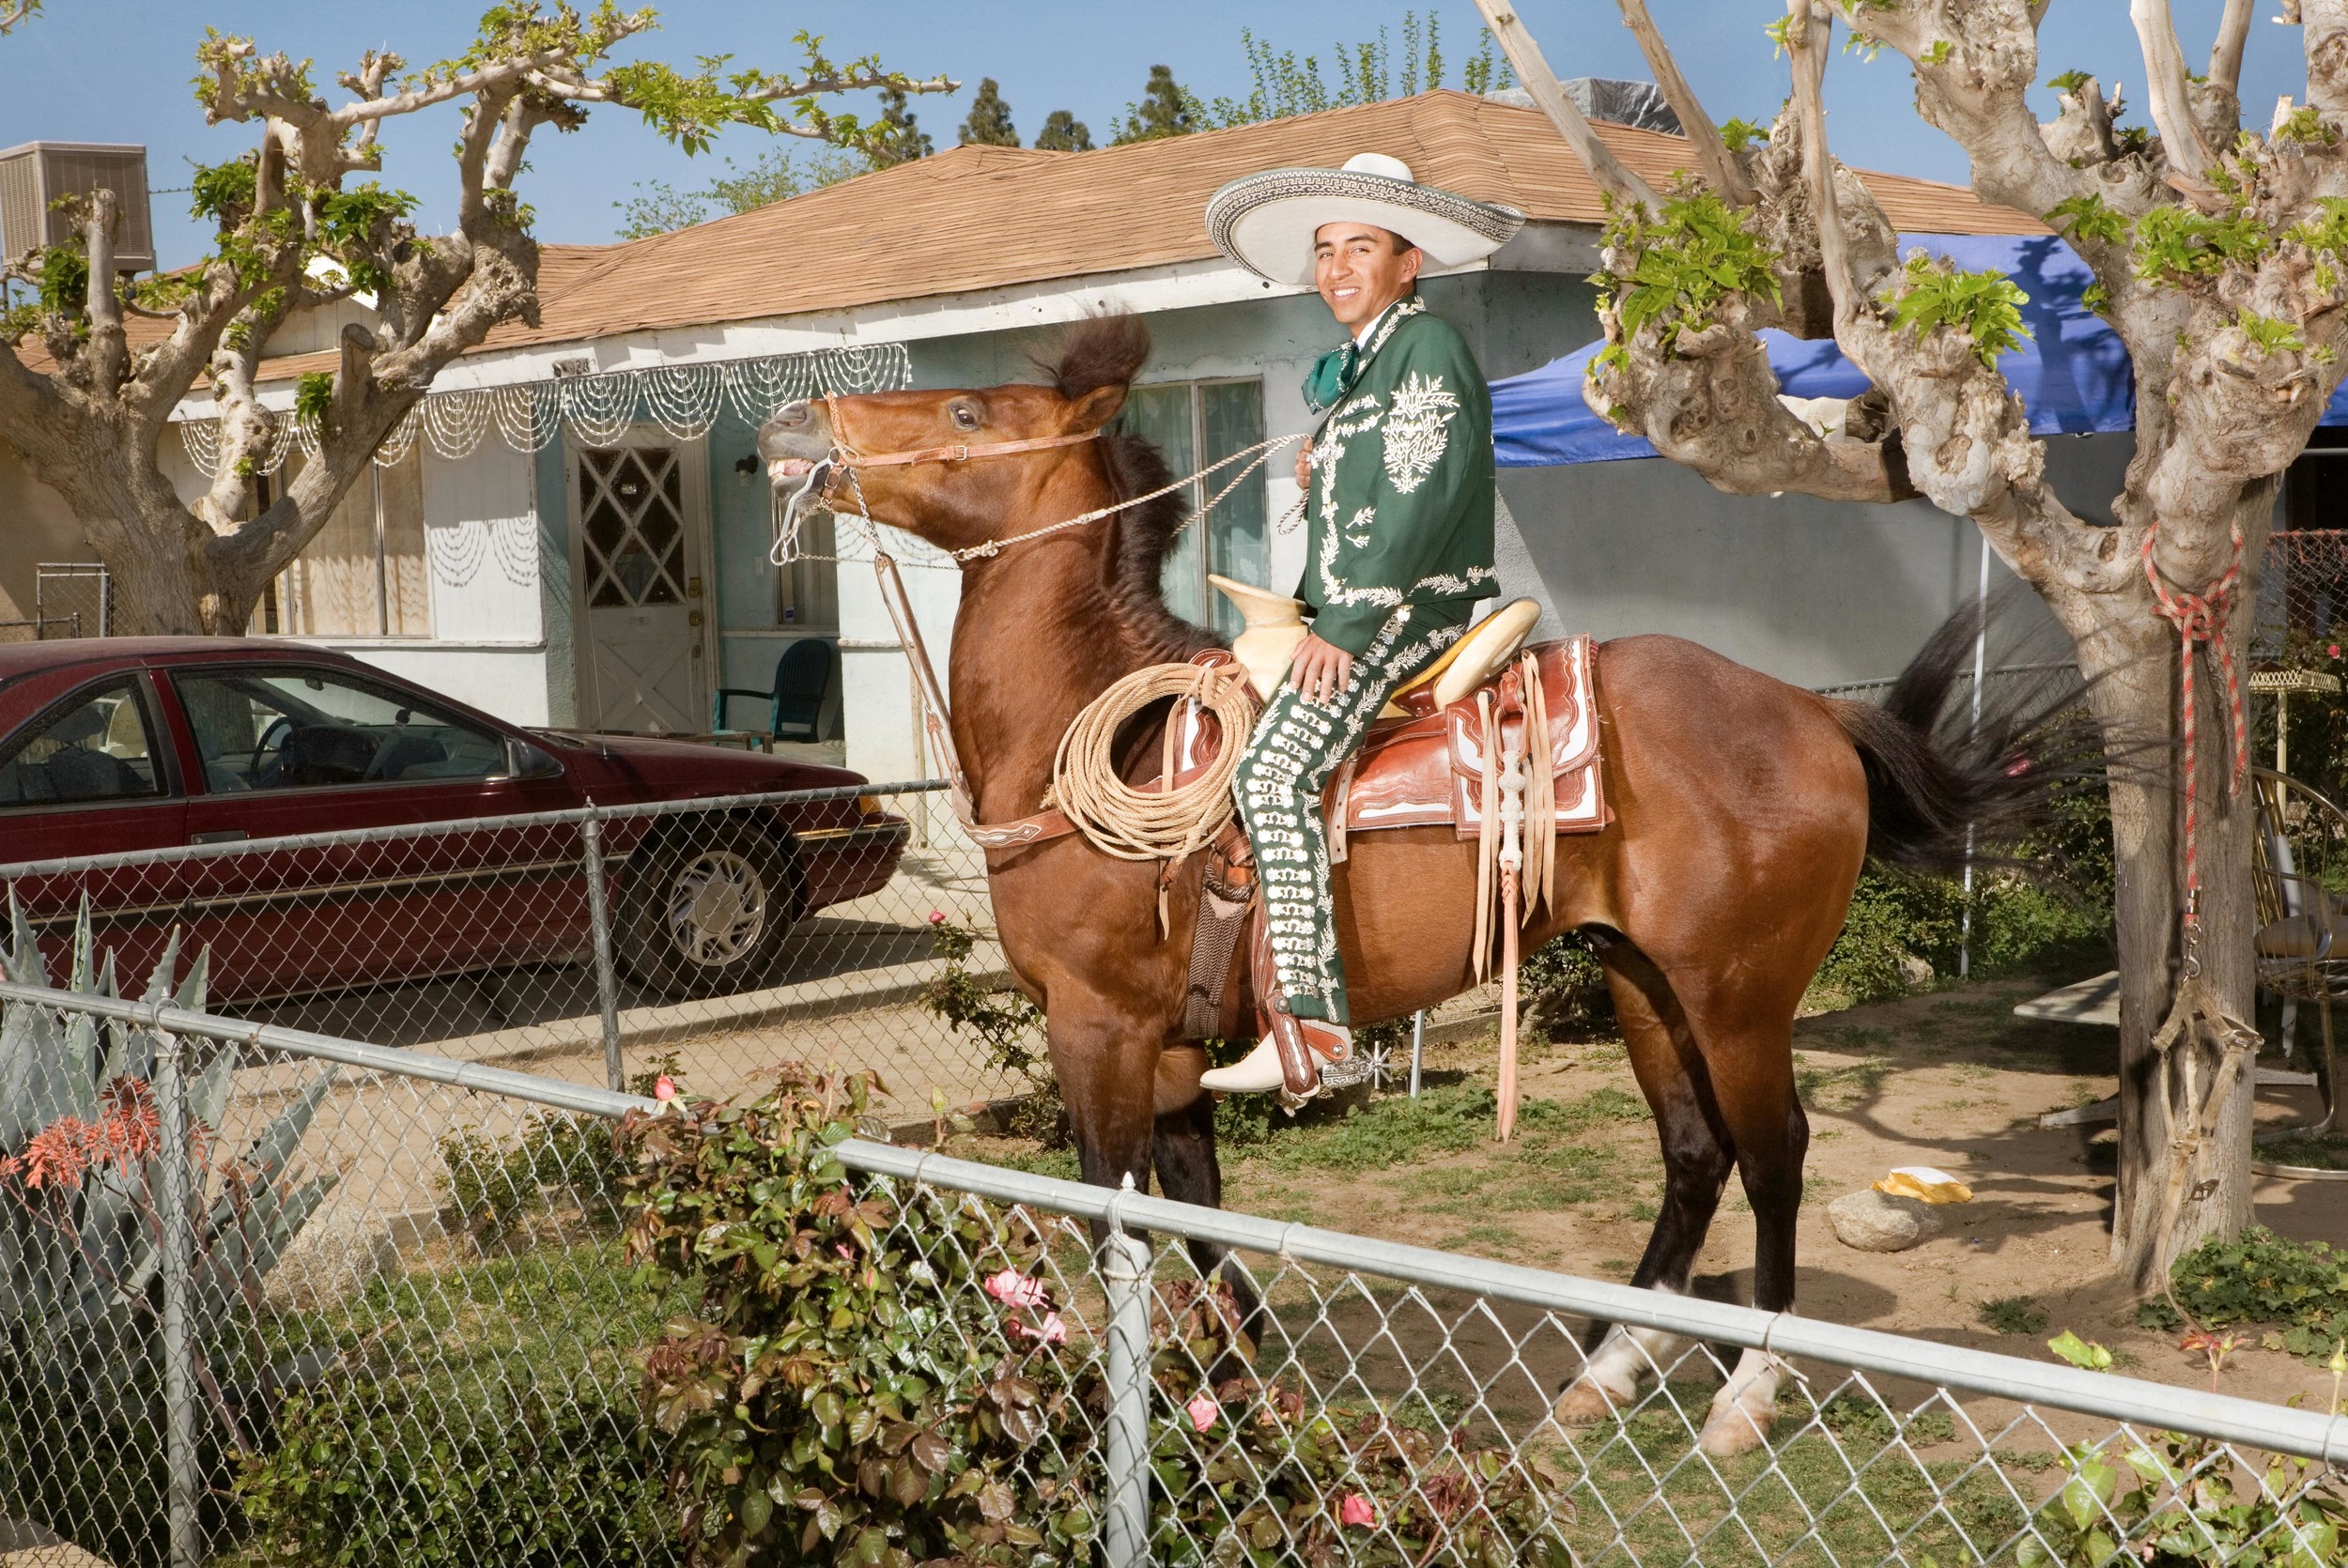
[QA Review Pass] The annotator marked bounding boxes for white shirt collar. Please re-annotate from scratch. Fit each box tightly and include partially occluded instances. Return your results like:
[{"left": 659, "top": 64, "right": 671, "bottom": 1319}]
[{"left": 1352, "top": 300, "right": 1403, "bottom": 347}]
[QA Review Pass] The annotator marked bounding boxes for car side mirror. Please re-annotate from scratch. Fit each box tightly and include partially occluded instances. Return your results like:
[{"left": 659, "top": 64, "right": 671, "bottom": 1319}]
[{"left": 503, "top": 738, "right": 563, "bottom": 780}]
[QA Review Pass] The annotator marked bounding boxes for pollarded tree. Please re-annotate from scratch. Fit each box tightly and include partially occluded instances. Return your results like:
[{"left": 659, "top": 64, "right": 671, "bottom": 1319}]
[
  {"left": 0, "top": 3, "right": 948, "bottom": 637},
  {"left": 1477, "top": 0, "right": 2330, "bottom": 1284}
]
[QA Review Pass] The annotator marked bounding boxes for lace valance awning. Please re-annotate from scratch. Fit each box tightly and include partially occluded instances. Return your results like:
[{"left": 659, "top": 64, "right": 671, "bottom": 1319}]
[{"left": 175, "top": 343, "right": 914, "bottom": 479}]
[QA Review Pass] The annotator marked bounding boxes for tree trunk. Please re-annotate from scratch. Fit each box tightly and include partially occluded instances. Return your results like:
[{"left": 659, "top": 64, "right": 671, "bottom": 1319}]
[{"left": 2079, "top": 591, "right": 2259, "bottom": 1286}]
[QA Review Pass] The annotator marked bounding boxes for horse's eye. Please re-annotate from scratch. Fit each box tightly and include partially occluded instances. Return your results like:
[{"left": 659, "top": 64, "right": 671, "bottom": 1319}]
[{"left": 950, "top": 403, "right": 981, "bottom": 431}]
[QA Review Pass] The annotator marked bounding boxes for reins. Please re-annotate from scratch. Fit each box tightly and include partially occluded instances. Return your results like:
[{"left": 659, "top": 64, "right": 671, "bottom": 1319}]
[
  {"left": 797, "top": 392, "right": 1305, "bottom": 564},
  {"left": 771, "top": 389, "right": 1305, "bottom": 879}
]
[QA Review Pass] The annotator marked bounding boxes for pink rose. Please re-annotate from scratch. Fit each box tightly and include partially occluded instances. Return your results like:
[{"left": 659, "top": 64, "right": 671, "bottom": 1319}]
[
  {"left": 928, "top": 910, "right": 947, "bottom": 925},
  {"left": 1011, "top": 1311, "right": 1068, "bottom": 1346},
  {"left": 1186, "top": 1391, "right": 1219, "bottom": 1433},
  {"left": 2331, "top": 644, "right": 2341, "bottom": 658},
  {"left": 1340, "top": 1493, "right": 1377, "bottom": 1529},
  {"left": 653, "top": 1075, "right": 677, "bottom": 1101},
  {"left": 983, "top": 1269, "right": 1050, "bottom": 1309}
]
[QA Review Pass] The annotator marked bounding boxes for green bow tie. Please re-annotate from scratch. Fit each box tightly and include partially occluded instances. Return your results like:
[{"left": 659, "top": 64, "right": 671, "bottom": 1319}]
[{"left": 1302, "top": 340, "right": 1361, "bottom": 416}]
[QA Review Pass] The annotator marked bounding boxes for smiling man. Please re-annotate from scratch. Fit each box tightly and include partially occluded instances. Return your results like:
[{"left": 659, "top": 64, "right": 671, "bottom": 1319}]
[{"left": 1197, "top": 153, "right": 1523, "bottom": 1101}]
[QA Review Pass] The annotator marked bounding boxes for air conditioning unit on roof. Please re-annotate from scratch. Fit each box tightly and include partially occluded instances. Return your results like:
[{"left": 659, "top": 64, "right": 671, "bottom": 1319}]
[{"left": 0, "top": 142, "right": 153, "bottom": 273}]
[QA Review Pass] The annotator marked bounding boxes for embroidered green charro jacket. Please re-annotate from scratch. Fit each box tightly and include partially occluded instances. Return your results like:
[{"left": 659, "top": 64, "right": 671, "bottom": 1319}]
[{"left": 1295, "top": 295, "right": 1498, "bottom": 655}]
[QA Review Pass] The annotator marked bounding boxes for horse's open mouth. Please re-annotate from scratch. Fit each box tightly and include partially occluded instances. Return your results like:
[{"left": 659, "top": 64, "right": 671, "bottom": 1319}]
[{"left": 767, "top": 457, "right": 817, "bottom": 482}]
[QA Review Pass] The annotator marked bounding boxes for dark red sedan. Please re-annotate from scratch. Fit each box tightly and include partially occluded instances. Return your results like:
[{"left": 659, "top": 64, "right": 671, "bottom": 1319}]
[{"left": 0, "top": 638, "right": 906, "bottom": 1001}]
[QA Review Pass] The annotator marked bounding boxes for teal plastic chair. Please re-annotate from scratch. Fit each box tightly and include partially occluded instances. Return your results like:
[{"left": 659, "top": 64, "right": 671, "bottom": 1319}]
[{"left": 714, "top": 638, "right": 835, "bottom": 743}]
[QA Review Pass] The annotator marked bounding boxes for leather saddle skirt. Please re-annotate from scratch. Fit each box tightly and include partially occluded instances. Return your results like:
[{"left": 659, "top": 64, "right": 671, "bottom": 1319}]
[{"left": 1169, "top": 635, "right": 1608, "bottom": 844}]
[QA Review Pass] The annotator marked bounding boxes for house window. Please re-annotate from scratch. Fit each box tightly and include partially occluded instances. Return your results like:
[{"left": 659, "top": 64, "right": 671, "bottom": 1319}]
[
  {"left": 1113, "top": 378, "right": 1268, "bottom": 638},
  {"left": 271, "top": 448, "right": 431, "bottom": 638}
]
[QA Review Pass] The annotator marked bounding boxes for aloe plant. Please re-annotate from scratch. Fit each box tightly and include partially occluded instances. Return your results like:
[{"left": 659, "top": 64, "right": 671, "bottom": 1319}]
[{"left": 0, "top": 895, "right": 337, "bottom": 1564}]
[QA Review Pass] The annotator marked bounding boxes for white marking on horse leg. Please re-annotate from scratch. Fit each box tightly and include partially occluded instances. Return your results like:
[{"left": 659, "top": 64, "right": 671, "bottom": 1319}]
[
  {"left": 1553, "top": 1289, "right": 1685, "bottom": 1425},
  {"left": 1698, "top": 1347, "right": 1784, "bottom": 1457}
]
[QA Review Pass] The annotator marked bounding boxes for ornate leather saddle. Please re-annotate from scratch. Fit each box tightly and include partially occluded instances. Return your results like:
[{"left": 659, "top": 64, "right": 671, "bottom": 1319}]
[
  {"left": 1158, "top": 633, "right": 1608, "bottom": 848},
  {"left": 965, "top": 631, "right": 1609, "bottom": 859}
]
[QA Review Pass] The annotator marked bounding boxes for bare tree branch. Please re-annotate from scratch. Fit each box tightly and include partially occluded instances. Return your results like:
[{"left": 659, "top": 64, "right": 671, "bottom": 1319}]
[
  {"left": 2209, "top": 0, "right": 2256, "bottom": 97},
  {"left": 0, "top": 0, "right": 41, "bottom": 36},
  {"left": 1614, "top": 0, "right": 1755, "bottom": 204},
  {"left": 75, "top": 192, "right": 128, "bottom": 401},
  {"left": 1472, "top": 0, "right": 1661, "bottom": 208},
  {"left": 2132, "top": 0, "right": 2220, "bottom": 191}
]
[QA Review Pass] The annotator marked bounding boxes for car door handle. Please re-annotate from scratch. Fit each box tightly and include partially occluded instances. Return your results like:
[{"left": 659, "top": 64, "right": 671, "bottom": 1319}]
[{"left": 190, "top": 830, "right": 248, "bottom": 845}]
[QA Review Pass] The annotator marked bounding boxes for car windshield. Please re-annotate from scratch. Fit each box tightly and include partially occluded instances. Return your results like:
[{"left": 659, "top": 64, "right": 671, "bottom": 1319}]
[{"left": 175, "top": 669, "right": 505, "bottom": 792}]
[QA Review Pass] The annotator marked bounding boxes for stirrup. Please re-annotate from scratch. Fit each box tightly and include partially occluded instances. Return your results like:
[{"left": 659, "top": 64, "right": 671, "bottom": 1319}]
[{"left": 1198, "top": 1022, "right": 1354, "bottom": 1104}]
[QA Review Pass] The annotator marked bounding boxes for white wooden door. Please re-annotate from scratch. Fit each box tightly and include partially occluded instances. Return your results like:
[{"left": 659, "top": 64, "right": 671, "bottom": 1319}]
[{"left": 577, "top": 441, "right": 707, "bottom": 733}]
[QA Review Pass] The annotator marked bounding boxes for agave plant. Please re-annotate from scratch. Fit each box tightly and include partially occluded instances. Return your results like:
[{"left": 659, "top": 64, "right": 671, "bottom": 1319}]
[{"left": 0, "top": 895, "right": 337, "bottom": 1561}]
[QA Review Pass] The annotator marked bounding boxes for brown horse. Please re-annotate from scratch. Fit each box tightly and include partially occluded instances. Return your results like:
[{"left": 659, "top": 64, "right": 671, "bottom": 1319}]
[{"left": 759, "top": 318, "right": 2069, "bottom": 1456}]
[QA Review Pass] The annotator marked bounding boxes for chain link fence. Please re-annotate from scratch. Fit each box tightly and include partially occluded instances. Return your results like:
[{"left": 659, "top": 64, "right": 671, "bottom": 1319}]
[
  {"left": 1, "top": 979, "right": 2342, "bottom": 1567},
  {"left": 31, "top": 565, "right": 108, "bottom": 642},
  {"left": 0, "top": 783, "right": 1021, "bottom": 1131}
]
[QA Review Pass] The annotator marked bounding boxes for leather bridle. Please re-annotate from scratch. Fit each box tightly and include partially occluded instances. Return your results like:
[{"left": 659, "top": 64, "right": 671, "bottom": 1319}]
[{"left": 819, "top": 392, "right": 1102, "bottom": 470}]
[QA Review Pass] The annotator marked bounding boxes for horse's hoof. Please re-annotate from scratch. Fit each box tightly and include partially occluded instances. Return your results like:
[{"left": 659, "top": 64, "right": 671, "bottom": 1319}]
[
  {"left": 1696, "top": 1395, "right": 1775, "bottom": 1458},
  {"left": 1550, "top": 1378, "right": 1627, "bottom": 1429}
]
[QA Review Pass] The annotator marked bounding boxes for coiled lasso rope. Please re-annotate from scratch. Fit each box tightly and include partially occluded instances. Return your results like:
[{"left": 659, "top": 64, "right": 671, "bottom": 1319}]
[{"left": 1051, "top": 661, "right": 1261, "bottom": 932}]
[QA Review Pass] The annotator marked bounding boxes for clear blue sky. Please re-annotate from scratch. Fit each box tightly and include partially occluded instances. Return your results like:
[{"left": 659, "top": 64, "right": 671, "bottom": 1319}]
[{"left": 0, "top": 1, "right": 2307, "bottom": 270}]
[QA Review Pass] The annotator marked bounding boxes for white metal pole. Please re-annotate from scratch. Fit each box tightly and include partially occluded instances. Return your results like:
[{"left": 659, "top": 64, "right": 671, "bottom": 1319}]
[
  {"left": 1960, "top": 539, "right": 1991, "bottom": 979},
  {"left": 155, "top": 1031, "right": 201, "bottom": 1568},
  {"left": 1100, "top": 1222, "right": 1154, "bottom": 1566}
]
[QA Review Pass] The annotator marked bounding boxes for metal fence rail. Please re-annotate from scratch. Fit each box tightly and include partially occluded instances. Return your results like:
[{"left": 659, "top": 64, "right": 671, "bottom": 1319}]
[
  {"left": 3, "top": 979, "right": 2343, "bottom": 1568},
  {"left": 0, "top": 779, "right": 1021, "bottom": 1119}
]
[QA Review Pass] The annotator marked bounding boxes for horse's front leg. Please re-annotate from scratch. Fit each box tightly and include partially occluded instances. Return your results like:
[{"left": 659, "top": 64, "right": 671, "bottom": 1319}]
[
  {"left": 1047, "top": 992, "right": 1171, "bottom": 1216},
  {"left": 1150, "top": 1056, "right": 1265, "bottom": 1371}
]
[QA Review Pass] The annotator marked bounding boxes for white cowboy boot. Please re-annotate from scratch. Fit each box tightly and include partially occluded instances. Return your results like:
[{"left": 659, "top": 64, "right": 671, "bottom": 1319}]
[
  {"left": 1198, "top": 1021, "right": 1352, "bottom": 1096},
  {"left": 1198, "top": 1035, "right": 1287, "bottom": 1093}
]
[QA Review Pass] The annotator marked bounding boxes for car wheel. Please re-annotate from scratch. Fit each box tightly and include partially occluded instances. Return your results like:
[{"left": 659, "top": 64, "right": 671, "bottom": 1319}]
[{"left": 616, "top": 823, "right": 798, "bottom": 998}]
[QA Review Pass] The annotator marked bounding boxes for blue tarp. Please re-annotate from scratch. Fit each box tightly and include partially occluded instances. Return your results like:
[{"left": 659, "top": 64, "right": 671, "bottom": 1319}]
[{"left": 1490, "top": 231, "right": 2348, "bottom": 467}]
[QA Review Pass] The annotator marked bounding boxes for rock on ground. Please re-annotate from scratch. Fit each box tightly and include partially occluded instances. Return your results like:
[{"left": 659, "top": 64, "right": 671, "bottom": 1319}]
[{"left": 1827, "top": 1188, "right": 1941, "bottom": 1253}]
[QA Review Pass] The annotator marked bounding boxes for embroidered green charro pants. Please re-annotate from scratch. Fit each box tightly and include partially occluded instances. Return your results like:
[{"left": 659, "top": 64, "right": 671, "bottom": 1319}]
[{"left": 1234, "top": 603, "right": 1468, "bottom": 1023}]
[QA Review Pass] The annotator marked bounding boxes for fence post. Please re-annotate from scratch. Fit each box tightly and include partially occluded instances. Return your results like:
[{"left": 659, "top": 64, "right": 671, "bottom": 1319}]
[
  {"left": 1100, "top": 1223, "right": 1154, "bottom": 1568},
  {"left": 153, "top": 1029, "right": 201, "bottom": 1568},
  {"left": 580, "top": 804, "right": 625, "bottom": 1093},
  {"left": 1408, "top": 1008, "right": 1425, "bottom": 1099}
]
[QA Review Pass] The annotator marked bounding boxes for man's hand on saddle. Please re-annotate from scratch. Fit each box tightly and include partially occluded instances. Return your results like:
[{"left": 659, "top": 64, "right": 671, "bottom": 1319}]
[{"left": 1289, "top": 632, "right": 1353, "bottom": 705}]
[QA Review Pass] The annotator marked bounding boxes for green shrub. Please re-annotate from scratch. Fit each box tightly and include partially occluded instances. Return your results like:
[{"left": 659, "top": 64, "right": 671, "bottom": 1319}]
[
  {"left": 619, "top": 1066, "right": 1574, "bottom": 1567},
  {"left": 229, "top": 1383, "right": 671, "bottom": 1567},
  {"left": 437, "top": 1111, "right": 626, "bottom": 1237},
  {"left": 1519, "top": 930, "right": 1614, "bottom": 1038},
  {"left": 2027, "top": 1331, "right": 2348, "bottom": 1567},
  {"left": 2139, "top": 1226, "right": 2348, "bottom": 1364},
  {"left": 1815, "top": 786, "right": 2116, "bottom": 1003}
]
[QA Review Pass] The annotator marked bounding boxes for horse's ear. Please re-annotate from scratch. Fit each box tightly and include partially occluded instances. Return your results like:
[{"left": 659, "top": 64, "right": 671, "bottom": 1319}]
[{"left": 1068, "top": 381, "right": 1128, "bottom": 430}]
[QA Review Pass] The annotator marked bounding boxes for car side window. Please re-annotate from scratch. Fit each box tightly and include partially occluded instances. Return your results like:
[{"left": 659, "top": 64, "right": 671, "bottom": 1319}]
[
  {"left": 0, "top": 680, "right": 166, "bottom": 807},
  {"left": 174, "top": 669, "right": 506, "bottom": 793}
]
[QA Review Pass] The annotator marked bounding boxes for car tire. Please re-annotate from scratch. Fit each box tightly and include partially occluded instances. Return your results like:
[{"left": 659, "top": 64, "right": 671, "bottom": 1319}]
[{"left": 615, "top": 822, "right": 799, "bottom": 998}]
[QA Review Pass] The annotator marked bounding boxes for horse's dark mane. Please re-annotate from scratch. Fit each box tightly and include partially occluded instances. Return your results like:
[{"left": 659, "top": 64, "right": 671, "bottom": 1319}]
[{"left": 1040, "top": 316, "right": 1221, "bottom": 663}]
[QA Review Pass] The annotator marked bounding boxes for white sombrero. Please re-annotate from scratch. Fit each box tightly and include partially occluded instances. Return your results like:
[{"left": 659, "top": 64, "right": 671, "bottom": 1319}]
[{"left": 1206, "top": 152, "right": 1526, "bottom": 286}]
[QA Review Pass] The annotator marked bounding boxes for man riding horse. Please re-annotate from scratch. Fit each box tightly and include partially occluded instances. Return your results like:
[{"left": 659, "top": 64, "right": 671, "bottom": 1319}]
[{"left": 1197, "top": 153, "right": 1525, "bottom": 1101}]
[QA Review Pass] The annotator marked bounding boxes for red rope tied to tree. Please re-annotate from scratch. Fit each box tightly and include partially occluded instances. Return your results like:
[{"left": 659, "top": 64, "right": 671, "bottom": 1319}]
[{"left": 2139, "top": 518, "right": 2249, "bottom": 975}]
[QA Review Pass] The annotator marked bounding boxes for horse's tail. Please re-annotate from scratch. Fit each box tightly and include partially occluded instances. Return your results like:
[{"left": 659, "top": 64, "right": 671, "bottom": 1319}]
[{"left": 1827, "top": 600, "right": 2099, "bottom": 877}]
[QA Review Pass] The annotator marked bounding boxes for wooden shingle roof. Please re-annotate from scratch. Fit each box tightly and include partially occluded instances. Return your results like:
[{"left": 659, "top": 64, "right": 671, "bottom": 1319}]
[{"left": 496, "top": 90, "right": 2042, "bottom": 351}]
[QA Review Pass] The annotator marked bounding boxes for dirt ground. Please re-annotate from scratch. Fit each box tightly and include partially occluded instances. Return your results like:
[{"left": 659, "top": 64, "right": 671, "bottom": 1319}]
[{"left": 951, "top": 963, "right": 2348, "bottom": 1416}]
